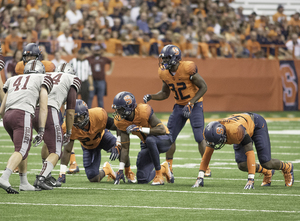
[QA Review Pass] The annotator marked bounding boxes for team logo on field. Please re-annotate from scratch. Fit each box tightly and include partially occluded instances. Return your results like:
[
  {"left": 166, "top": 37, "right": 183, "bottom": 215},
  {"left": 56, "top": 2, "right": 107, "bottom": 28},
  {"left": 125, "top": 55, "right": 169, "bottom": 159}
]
[
  {"left": 216, "top": 127, "right": 224, "bottom": 135},
  {"left": 172, "top": 47, "right": 179, "bottom": 55},
  {"left": 124, "top": 95, "right": 133, "bottom": 105}
]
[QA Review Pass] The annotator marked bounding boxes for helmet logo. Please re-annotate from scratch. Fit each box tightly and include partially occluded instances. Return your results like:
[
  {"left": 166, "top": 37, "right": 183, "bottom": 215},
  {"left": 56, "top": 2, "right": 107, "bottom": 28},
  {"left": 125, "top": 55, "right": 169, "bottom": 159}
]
[
  {"left": 216, "top": 127, "right": 224, "bottom": 135},
  {"left": 172, "top": 47, "right": 179, "bottom": 55},
  {"left": 82, "top": 101, "right": 88, "bottom": 108},
  {"left": 124, "top": 95, "right": 133, "bottom": 105}
]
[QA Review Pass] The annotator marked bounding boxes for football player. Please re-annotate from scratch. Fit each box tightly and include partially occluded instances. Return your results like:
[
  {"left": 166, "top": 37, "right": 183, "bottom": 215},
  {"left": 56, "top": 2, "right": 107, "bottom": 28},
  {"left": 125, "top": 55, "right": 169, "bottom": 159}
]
[
  {"left": 57, "top": 99, "right": 133, "bottom": 184},
  {"left": 15, "top": 43, "right": 55, "bottom": 75},
  {"left": 0, "top": 41, "right": 6, "bottom": 101},
  {"left": 193, "top": 113, "right": 294, "bottom": 189},
  {"left": 31, "top": 63, "right": 81, "bottom": 190},
  {"left": 0, "top": 60, "right": 53, "bottom": 193},
  {"left": 112, "top": 91, "right": 174, "bottom": 185},
  {"left": 143, "top": 45, "right": 209, "bottom": 178},
  {"left": 12, "top": 43, "right": 56, "bottom": 174}
]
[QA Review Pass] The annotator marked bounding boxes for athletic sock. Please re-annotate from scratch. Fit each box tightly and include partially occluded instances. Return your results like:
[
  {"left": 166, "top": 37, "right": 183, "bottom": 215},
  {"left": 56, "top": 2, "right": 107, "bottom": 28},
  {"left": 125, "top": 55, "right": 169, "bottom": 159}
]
[
  {"left": 1, "top": 168, "right": 13, "bottom": 180},
  {"left": 166, "top": 159, "right": 173, "bottom": 171},
  {"left": 19, "top": 172, "right": 29, "bottom": 185},
  {"left": 40, "top": 161, "right": 54, "bottom": 178},
  {"left": 256, "top": 164, "right": 268, "bottom": 174},
  {"left": 70, "top": 152, "right": 76, "bottom": 164}
]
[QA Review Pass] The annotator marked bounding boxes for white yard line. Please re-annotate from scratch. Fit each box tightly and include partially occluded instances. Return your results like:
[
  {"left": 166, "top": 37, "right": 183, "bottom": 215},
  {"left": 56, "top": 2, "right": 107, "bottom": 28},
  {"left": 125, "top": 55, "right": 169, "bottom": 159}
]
[{"left": 0, "top": 202, "right": 299, "bottom": 213}]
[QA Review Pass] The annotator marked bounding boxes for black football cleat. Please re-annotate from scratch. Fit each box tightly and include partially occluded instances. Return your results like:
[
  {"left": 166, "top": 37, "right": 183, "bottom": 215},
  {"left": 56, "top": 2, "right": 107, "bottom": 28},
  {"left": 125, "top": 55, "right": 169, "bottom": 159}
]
[
  {"left": 45, "top": 174, "right": 62, "bottom": 187},
  {"left": 34, "top": 175, "right": 53, "bottom": 190}
]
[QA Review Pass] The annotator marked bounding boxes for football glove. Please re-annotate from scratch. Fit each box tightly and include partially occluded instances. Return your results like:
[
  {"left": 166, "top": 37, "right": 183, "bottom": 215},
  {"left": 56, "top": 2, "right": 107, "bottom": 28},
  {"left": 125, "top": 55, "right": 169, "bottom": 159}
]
[
  {"left": 143, "top": 94, "right": 152, "bottom": 103},
  {"left": 33, "top": 128, "right": 45, "bottom": 147},
  {"left": 126, "top": 124, "right": 142, "bottom": 134},
  {"left": 62, "top": 131, "right": 72, "bottom": 146},
  {"left": 182, "top": 102, "right": 194, "bottom": 118},
  {"left": 244, "top": 178, "right": 254, "bottom": 189},
  {"left": 109, "top": 142, "right": 121, "bottom": 161},
  {"left": 191, "top": 177, "right": 204, "bottom": 188},
  {"left": 114, "top": 170, "right": 126, "bottom": 184}
]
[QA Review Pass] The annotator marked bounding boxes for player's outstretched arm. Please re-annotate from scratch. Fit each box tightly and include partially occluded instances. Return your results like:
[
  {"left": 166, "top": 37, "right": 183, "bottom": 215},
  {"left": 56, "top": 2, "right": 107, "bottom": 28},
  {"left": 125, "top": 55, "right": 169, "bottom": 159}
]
[
  {"left": 115, "top": 130, "right": 129, "bottom": 185},
  {"left": 144, "top": 81, "right": 170, "bottom": 103}
]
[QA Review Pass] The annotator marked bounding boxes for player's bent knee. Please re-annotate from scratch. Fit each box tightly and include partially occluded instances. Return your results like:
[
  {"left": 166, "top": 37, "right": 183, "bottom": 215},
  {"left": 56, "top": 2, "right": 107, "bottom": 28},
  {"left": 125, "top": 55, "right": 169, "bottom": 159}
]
[
  {"left": 237, "top": 162, "right": 248, "bottom": 171},
  {"left": 137, "top": 170, "right": 150, "bottom": 184},
  {"left": 145, "top": 136, "right": 156, "bottom": 147},
  {"left": 261, "top": 161, "right": 273, "bottom": 169},
  {"left": 86, "top": 170, "right": 99, "bottom": 181},
  {"left": 89, "top": 174, "right": 101, "bottom": 182}
]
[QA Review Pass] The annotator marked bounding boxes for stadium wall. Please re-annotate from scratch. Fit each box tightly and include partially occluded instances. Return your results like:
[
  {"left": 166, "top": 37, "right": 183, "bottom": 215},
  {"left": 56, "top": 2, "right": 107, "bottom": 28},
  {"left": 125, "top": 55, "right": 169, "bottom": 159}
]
[{"left": 2, "top": 58, "right": 300, "bottom": 112}]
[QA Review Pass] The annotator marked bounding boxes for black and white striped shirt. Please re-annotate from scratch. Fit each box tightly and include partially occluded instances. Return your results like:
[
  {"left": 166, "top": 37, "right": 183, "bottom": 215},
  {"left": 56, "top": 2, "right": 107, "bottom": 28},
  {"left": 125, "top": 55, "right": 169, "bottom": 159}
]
[{"left": 69, "top": 58, "right": 92, "bottom": 82}]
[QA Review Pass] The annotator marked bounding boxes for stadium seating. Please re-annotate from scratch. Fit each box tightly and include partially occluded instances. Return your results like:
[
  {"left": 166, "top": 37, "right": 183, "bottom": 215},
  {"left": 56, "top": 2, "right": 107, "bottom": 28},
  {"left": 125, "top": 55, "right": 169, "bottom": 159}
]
[{"left": 230, "top": 0, "right": 300, "bottom": 17}]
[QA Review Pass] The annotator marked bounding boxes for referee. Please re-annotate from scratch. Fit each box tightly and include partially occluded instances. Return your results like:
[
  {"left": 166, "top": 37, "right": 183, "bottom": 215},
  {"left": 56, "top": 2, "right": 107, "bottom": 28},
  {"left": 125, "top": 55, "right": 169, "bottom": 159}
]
[{"left": 70, "top": 48, "right": 94, "bottom": 105}]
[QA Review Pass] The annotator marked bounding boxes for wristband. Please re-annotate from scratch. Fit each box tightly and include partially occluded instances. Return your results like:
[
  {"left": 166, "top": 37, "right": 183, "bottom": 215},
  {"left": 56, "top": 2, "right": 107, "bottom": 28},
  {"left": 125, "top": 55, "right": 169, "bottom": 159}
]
[
  {"left": 38, "top": 127, "right": 45, "bottom": 133},
  {"left": 117, "top": 136, "right": 121, "bottom": 142},
  {"left": 188, "top": 102, "right": 194, "bottom": 107},
  {"left": 140, "top": 127, "right": 150, "bottom": 134},
  {"left": 119, "top": 162, "right": 125, "bottom": 170},
  {"left": 248, "top": 174, "right": 255, "bottom": 179},
  {"left": 67, "top": 130, "right": 72, "bottom": 135}
]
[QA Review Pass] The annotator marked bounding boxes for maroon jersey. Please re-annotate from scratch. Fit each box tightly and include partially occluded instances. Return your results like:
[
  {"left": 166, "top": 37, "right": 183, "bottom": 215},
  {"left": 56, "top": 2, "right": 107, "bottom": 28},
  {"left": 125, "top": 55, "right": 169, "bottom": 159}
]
[{"left": 87, "top": 55, "right": 112, "bottom": 81}]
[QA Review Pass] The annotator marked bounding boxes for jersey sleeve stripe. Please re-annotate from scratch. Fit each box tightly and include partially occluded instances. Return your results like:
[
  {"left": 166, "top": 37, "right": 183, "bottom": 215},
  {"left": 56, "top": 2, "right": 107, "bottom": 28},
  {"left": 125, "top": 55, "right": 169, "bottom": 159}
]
[
  {"left": 42, "top": 76, "right": 53, "bottom": 93},
  {"left": 0, "top": 55, "right": 5, "bottom": 70},
  {"left": 72, "top": 77, "right": 81, "bottom": 92}
]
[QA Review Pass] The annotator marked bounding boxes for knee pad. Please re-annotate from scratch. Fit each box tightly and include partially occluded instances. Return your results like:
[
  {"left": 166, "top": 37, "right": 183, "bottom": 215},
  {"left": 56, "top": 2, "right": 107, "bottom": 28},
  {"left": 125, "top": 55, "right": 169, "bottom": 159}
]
[
  {"left": 261, "top": 161, "right": 273, "bottom": 169},
  {"left": 237, "top": 162, "right": 248, "bottom": 172},
  {"left": 85, "top": 168, "right": 99, "bottom": 180}
]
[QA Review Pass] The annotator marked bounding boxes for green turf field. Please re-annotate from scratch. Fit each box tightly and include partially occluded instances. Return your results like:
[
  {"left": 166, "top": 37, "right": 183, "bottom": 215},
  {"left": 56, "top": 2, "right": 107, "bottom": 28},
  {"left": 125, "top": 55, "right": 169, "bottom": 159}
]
[{"left": 0, "top": 112, "right": 299, "bottom": 221}]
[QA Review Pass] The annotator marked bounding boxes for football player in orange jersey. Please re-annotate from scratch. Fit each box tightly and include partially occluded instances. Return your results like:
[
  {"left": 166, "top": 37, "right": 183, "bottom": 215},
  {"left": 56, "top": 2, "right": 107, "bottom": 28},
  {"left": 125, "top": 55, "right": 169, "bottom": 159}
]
[
  {"left": 193, "top": 113, "right": 294, "bottom": 189},
  {"left": 14, "top": 43, "right": 55, "bottom": 75},
  {"left": 57, "top": 99, "right": 134, "bottom": 184},
  {"left": 143, "top": 44, "right": 209, "bottom": 178},
  {"left": 112, "top": 91, "right": 174, "bottom": 185}
]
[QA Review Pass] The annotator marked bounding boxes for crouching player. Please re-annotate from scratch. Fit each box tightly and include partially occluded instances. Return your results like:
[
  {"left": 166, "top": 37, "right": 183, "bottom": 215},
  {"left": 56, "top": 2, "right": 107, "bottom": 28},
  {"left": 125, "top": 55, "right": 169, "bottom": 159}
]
[
  {"left": 193, "top": 113, "right": 294, "bottom": 189},
  {"left": 112, "top": 91, "right": 174, "bottom": 185},
  {"left": 57, "top": 99, "right": 135, "bottom": 184}
]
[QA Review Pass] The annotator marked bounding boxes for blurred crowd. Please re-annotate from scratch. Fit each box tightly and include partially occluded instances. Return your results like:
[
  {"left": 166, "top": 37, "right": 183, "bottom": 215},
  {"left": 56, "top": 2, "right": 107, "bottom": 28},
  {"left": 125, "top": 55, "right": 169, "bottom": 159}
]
[{"left": 0, "top": 0, "right": 300, "bottom": 60}]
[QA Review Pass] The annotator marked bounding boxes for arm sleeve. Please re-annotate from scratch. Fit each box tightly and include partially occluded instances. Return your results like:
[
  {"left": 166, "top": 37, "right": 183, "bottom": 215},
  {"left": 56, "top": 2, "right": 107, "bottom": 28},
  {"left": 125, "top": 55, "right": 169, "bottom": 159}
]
[
  {"left": 106, "top": 116, "right": 115, "bottom": 129},
  {"left": 66, "top": 86, "right": 77, "bottom": 110}
]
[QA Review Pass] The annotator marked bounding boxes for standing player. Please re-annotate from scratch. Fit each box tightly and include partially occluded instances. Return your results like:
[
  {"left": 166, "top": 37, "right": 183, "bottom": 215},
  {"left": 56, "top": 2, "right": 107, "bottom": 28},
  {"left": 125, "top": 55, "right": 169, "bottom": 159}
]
[
  {"left": 193, "top": 113, "right": 294, "bottom": 189},
  {"left": 15, "top": 43, "right": 56, "bottom": 75},
  {"left": 0, "top": 60, "right": 53, "bottom": 194},
  {"left": 57, "top": 99, "right": 134, "bottom": 184},
  {"left": 13, "top": 42, "right": 56, "bottom": 174},
  {"left": 112, "top": 91, "right": 174, "bottom": 185},
  {"left": 31, "top": 63, "right": 81, "bottom": 190},
  {"left": 143, "top": 44, "right": 209, "bottom": 178}
]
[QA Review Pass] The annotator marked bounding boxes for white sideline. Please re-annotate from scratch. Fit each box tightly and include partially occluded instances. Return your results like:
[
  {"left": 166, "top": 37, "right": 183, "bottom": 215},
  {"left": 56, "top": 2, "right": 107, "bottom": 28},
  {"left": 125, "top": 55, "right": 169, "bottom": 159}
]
[{"left": 0, "top": 202, "right": 299, "bottom": 214}]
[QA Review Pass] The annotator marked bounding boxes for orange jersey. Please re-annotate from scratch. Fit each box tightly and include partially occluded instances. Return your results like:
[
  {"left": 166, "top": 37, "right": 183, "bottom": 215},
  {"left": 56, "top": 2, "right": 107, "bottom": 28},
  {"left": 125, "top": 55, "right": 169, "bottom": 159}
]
[
  {"left": 62, "top": 108, "right": 108, "bottom": 149},
  {"left": 158, "top": 61, "right": 203, "bottom": 105},
  {"left": 15, "top": 60, "right": 56, "bottom": 75},
  {"left": 114, "top": 103, "right": 169, "bottom": 142},
  {"left": 219, "top": 113, "right": 255, "bottom": 145}
]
